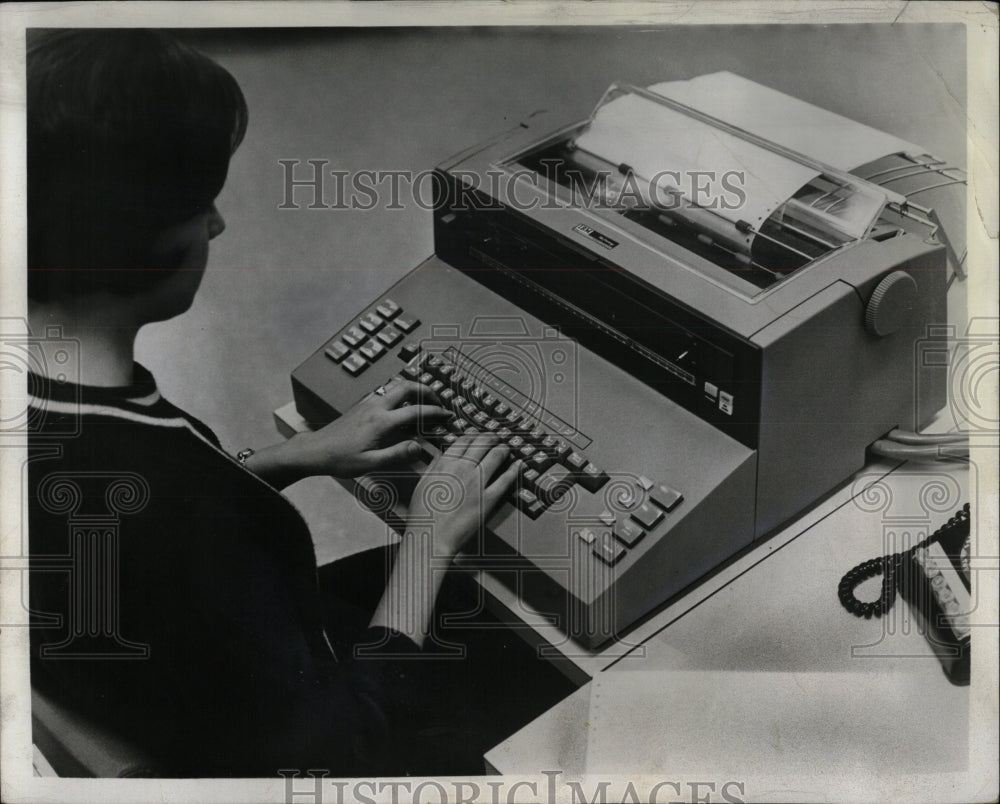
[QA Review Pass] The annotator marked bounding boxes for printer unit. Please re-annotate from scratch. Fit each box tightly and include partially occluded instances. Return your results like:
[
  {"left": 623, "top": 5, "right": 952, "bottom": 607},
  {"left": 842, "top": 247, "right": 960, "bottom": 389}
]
[{"left": 292, "top": 72, "right": 961, "bottom": 647}]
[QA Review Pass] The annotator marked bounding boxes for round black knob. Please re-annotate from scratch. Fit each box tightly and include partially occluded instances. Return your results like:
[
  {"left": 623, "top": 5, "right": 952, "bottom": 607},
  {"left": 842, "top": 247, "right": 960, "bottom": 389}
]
[{"left": 865, "top": 271, "right": 918, "bottom": 337}]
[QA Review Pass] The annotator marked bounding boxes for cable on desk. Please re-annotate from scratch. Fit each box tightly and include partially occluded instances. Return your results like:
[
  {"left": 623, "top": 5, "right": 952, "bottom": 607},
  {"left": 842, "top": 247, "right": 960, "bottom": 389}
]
[
  {"left": 884, "top": 428, "right": 969, "bottom": 446},
  {"left": 869, "top": 439, "right": 968, "bottom": 463}
]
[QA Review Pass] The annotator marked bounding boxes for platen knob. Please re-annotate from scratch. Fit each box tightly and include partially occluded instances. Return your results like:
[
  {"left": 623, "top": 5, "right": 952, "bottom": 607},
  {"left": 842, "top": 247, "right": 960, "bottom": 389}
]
[{"left": 865, "top": 270, "right": 918, "bottom": 337}]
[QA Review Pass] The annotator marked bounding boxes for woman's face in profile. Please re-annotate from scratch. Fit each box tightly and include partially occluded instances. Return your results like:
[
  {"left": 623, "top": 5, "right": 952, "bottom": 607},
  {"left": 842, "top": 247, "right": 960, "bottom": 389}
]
[{"left": 146, "top": 204, "right": 226, "bottom": 318}]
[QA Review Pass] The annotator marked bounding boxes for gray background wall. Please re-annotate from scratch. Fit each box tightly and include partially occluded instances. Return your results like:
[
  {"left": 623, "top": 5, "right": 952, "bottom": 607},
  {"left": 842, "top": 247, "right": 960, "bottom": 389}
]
[{"left": 138, "top": 25, "right": 967, "bottom": 562}]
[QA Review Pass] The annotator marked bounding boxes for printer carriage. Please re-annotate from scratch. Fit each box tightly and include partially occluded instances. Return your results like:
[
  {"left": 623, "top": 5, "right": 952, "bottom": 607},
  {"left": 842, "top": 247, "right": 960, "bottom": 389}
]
[{"left": 292, "top": 72, "right": 962, "bottom": 648}]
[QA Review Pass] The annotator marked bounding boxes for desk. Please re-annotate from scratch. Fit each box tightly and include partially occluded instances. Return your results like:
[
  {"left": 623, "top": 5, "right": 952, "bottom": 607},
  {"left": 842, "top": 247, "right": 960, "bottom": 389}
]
[{"left": 275, "top": 402, "right": 975, "bottom": 789}]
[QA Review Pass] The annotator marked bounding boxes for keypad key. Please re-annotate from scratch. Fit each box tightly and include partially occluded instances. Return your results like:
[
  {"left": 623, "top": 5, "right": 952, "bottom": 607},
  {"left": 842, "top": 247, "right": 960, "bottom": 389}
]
[
  {"left": 521, "top": 468, "right": 541, "bottom": 492},
  {"left": 358, "top": 340, "right": 385, "bottom": 362},
  {"left": 515, "top": 488, "right": 545, "bottom": 520},
  {"left": 565, "top": 451, "right": 588, "bottom": 472},
  {"left": 578, "top": 463, "right": 610, "bottom": 492},
  {"left": 550, "top": 439, "right": 572, "bottom": 460},
  {"left": 395, "top": 316, "right": 420, "bottom": 333},
  {"left": 325, "top": 340, "right": 350, "bottom": 362},
  {"left": 613, "top": 520, "right": 645, "bottom": 548},
  {"left": 398, "top": 342, "right": 421, "bottom": 362},
  {"left": 377, "top": 326, "right": 403, "bottom": 347},
  {"left": 359, "top": 312, "right": 385, "bottom": 334},
  {"left": 342, "top": 326, "right": 366, "bottom": 347},
  {"left": 650, "top": 484, "right": 683, "bottom": 512},
  {"left": 593, "top": 532, "right": 626, "bottom": 566},
  {"left": 375, "top": 299, "right": 401, "bottom": 319},
  {"left": 528, "top": 452, "right": 554, "bottom": 473},
  {"left": 535, "top": 466, "right": 574, "bottom": 504},
  {"left": 631, "top": 502, "right": 664, "bottom": 530},
  {"left": 342, "top": 353, "right": 368, "bottom": 376}
]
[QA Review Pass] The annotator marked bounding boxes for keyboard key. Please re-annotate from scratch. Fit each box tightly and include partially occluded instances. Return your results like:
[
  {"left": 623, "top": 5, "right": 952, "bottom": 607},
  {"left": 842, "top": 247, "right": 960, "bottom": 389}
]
[
  {"left": 472, "top": 411, "right": 490, "bottom": 427},
  {"left": 565, "top": 451, "right": 588, "bottom": 472},
  {"left": 528, "top": 452, "right": 554, "bottom": 473},
  {"left": 398, "top": 342, "right": 421, "bottom": 362},
  {"left": 375, "top": 299, "right": 401, "bottom": 319},
  {"left": 439, "top": 387, "right": 455, "bottom": 404},
  {"left": 429, "top": 380, "right": 445, "bottom": 394},
  {"left": 578, "top": 463, "right": 610, "bottom": 492},
  {"left": 540, "top": 435, "right": 558, "bottom": 452},
  {"left": 462, "top": 402, "right": 478, "bottom": 418},
  {"left": 508, "top": 436, "right": 525, "bottom": 450},
  {"left": 401, "top": 364, "right": 421, "bottom": 380},
  {"left": 496, "top": 427, "right": 513, "bottom": 442},
  {"left": 650, "top": 484, "right": 683, "bottom": 512},
  {"left": 359, "top": 312, "right": 385, "bottom": 333},
  {"left": 342, "top": 326, "right": 366, "bottom": 347},
  {"left": 535, "top": 466, "right": 574, "bottom": 504},
  {"left": 358, "top": 340, "right": 385, "bottom": 362},
  {"left": 438, "top": 363, "right": 457, "bottom": 381},
  {"left": 550, "top": 439, "right": 572, "bottom": 460},
  {"left": 613, "top": 520, "right": 645, "bottom": 548},
  {"left": 519, "top": 444, "right": 537, "bottom": 460},
  {"left": 449, "top": 418, "right": 469, "bottom": 433},
  {"left": 342, "top": 353, "right": 368, "bottom": 376},
  {"left": 527, "top": 427, "right": 546, "bottom": 444},
  {"left": 593, "top": 532, "right": 626, "bottom": 566},
  {"left": 395, "top": 316, "right": 420, "bottom": 333},
  {"left": 493, "top": 402, "right": 511, "bottom": 418},
  {"left": 631, "top": 503, "right": 664, "bottom": 530},
  {"left": 521, "top": 468, "right": 541, "bottom": 492},
  {"left": 426, "top": 355, "right": 444, "bottom": 371},
  {"left": 515, "top": 488, "right": 545, "bottom": 520},
  {"left": 377, "top": 326, "right": 403, "bottom": 347},
  {"left": 325, "top": 340, "right": 350, "bottom": 362},
  {"left": 419, "top": 372, "right": 435, "bottom": 385},
  {"left": 483, "top": 419, "right": 500, "bottom": 432}
]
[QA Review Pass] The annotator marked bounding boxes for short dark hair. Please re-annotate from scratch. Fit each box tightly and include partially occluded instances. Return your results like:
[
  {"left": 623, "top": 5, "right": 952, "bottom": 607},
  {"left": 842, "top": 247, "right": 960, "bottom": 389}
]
[{"left": 27, "top": 29, "right": 248, "bottom": 301}]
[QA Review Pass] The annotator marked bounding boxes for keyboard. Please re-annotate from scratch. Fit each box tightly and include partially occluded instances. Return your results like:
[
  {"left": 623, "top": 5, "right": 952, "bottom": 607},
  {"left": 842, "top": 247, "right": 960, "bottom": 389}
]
[{"left": 292, "top": 257, "right": 756, "bottom": 645}]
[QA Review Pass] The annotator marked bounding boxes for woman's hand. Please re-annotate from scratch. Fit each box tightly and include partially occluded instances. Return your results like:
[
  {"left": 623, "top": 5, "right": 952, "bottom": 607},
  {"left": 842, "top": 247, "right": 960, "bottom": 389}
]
[
  {"left": 406, "top": 433, "right": 522, "bottom": 557},
  {"left": 243, "top": 378, "right": 450, "bottom": 487},
  {"left": 369, "top": 433, "right": 522, "bottom": 647}
]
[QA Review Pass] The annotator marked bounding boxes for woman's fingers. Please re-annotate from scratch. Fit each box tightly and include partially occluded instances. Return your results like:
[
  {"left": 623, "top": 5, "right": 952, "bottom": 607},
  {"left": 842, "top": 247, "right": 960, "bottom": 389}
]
[
  {"left": 478, "top": 443, "right": 510, "bottom": 480},
  {"left": 365, "top": 439, "right": 423, "bottom": 467},
  {"left": 380, "top": 378, "right": 440, "bottom": 409},
  {"left": 384, "top": 403, "right": 450, "bottom": 431},
  {"left": 461, "top": 433, "right": 500, "bottom": 463},
  {"left": 484, "top": 459, "right": 522, "bottom": 507}
]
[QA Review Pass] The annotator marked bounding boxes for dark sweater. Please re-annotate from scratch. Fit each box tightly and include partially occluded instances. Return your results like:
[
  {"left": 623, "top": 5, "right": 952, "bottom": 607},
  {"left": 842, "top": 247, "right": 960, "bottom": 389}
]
[{"left": 27, "top": 365, "right": 431, "bottom": 777}]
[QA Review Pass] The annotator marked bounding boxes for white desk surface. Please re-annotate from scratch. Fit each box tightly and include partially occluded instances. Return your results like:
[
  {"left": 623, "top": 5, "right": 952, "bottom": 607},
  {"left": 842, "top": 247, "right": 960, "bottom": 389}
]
[{"left": 275, "top": 404, "right": 982, "bottom": 797}]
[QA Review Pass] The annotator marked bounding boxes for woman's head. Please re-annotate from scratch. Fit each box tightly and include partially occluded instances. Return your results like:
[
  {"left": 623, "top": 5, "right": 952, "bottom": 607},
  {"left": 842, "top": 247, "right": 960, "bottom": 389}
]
[{"left": 27, "top": 29, "right": 248, "bottom": 303}]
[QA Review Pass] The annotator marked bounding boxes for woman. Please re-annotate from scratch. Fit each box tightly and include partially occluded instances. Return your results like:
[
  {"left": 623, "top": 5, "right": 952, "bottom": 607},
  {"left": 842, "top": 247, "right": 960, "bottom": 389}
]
[{"left": 27, "top": 29, "right": 567, "bottom": 777}]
